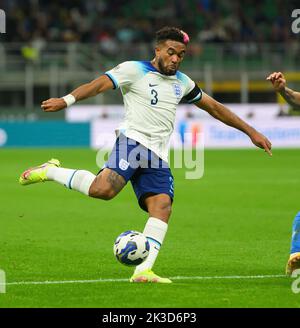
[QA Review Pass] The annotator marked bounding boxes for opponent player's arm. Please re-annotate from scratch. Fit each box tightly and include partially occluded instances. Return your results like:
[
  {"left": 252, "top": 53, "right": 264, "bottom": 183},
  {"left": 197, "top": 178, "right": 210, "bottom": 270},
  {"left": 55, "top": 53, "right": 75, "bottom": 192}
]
[
  {"left": 280, "top": 88, "right": 300, "bottom": 108},
  {"left": 194, "top": 93, "right": 272, "bottom": 156},
  {"left": 41, "top": 75, "right": 114, "bottom": 112},
  {"left": 266, "top": 72, "right": 300, "bottom": 109}
]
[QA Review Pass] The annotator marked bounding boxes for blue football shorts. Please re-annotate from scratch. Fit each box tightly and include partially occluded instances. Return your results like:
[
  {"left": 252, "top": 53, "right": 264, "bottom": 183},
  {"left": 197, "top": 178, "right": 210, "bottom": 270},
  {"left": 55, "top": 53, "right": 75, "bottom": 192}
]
[{"left": 100, "top": 134, "right": 174, "bottom": 212}]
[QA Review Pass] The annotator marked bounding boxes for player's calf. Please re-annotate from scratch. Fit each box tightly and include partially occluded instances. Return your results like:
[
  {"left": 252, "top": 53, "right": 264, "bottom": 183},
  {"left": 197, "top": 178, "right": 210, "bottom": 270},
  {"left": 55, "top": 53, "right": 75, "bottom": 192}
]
[{"left": 145, "top": 194, "right": 172, "bottom": 222}]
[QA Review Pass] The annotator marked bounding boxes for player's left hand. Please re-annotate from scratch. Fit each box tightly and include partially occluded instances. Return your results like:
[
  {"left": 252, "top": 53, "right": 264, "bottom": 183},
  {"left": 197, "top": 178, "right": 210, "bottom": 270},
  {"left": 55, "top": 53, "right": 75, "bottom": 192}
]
[{"left": 249, "top": 131, "right": 272, "bottom": 156}]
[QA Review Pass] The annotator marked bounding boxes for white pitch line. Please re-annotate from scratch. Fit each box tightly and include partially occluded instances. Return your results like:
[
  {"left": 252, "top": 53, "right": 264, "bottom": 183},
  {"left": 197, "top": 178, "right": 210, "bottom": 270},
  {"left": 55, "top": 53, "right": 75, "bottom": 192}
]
[
  {"left": 170, "top": 274, "right": 287, "bottom": 280},
  {"left": 3, "top": 274, "right": 287, "bottom": 286},
  {"left": 5, "top": 278, "right": 129, "bottom": 285}
]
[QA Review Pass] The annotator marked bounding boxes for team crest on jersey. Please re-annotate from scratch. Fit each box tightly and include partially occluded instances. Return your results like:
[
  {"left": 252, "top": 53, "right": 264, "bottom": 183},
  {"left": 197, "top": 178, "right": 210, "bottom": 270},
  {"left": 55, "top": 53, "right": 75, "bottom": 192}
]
[
  {"left": 173, "top": 83, "right": 182, "bottom": 98},
  {"left": 119, "top": 158, "right": 130, "bottom": 171}
]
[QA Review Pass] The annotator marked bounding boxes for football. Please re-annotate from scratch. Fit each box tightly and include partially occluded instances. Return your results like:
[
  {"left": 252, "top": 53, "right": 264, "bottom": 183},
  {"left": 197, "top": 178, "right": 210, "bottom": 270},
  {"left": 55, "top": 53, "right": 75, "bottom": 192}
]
[{"left": 113, "top": 230, "right": 150, "bottom": 266}]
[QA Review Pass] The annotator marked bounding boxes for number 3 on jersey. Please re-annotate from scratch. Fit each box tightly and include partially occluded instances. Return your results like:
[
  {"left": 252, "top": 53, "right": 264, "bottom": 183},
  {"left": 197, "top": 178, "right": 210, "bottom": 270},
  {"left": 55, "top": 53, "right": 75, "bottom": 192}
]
[{"left": 150, "top": 89, "right": 158, "bottom": 105}]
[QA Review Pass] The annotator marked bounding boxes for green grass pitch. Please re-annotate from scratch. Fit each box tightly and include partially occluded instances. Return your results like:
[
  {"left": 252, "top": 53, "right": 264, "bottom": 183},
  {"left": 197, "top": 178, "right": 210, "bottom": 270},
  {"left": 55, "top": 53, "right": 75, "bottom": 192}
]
[{"left": 0, "top": 148, "right": 300, "bottom": 308}]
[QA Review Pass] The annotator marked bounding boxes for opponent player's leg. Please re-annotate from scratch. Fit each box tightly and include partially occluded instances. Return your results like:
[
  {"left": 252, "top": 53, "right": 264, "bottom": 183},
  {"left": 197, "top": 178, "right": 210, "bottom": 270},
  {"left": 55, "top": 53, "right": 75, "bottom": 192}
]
[
  {"left": 19, "top": 157, "right": 125, "bottom": 200},
  {"left": 130, "top": 193, "right": 173, "bottom": 283},
  {"left": 286, "top": 211, "right": 300, "bottom": 275}
]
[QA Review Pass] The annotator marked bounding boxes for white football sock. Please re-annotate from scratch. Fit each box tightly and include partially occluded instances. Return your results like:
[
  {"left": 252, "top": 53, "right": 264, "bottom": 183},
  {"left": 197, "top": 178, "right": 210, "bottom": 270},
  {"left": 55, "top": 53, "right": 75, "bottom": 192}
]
[
  {"left": 47, "top": 167, "right": 95, "bottom": 195},
  {"left": 134, "top": 217, "right": 168, "bottom": 274}
]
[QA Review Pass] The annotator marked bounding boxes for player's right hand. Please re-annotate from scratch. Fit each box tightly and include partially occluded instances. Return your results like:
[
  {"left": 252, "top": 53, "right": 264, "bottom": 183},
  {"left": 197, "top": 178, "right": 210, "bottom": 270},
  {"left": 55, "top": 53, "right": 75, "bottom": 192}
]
[
  {"left": 41, "top": 98, "right": 67, "bottom": 112},
  {"left": 266, "top": 72, "right": 286, "bottom": 92},
  {"left": 249, "top": 130, "right": 272, "bottom": 156}
]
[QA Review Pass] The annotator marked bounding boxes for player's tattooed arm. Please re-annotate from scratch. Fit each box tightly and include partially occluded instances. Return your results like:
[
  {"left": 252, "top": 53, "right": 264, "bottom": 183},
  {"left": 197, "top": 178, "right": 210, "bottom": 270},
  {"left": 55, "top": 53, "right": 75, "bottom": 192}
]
[
  {"left": 195, "top": 93, "right": 272, "bottom": 156},
  {"left": 106, "top": 170, "right": 126, "bottom": 194},
  {"left": 266, "top": 72, "right": 300, "bottom": 109},
  {"left": 280, "top": 87, "right": 300, "bottom": 108}
]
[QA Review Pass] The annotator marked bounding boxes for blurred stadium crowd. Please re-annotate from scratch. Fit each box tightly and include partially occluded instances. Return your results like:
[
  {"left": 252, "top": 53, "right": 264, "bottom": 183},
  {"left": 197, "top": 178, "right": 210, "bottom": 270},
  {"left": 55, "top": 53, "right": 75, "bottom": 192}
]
[{"left": 1, "top": 0, "right": 299, "bottom": 44}]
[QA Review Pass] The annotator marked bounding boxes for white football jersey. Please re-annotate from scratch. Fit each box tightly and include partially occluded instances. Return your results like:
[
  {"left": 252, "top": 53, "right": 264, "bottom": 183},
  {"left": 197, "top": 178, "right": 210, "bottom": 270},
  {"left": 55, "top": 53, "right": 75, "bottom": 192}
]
[{"left": 105, "top": 61, "right": 202, "bottom": 162}]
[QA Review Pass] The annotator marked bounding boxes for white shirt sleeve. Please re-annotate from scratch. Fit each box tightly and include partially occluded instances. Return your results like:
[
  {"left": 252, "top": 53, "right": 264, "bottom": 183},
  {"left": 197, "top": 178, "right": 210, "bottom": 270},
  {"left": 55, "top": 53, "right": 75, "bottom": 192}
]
[
  {"left": 105, "top": 61, "right": 141, "bottom": 89},
  {"left": 183, "top": 76, "right": 197, "bottom": 97}
]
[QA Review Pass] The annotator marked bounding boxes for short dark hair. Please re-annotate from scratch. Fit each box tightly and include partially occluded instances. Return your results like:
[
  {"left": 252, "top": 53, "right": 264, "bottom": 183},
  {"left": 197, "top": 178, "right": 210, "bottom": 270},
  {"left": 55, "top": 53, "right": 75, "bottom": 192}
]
[{"left": 155, "top": 26, "right": 189, "bottom": 45}]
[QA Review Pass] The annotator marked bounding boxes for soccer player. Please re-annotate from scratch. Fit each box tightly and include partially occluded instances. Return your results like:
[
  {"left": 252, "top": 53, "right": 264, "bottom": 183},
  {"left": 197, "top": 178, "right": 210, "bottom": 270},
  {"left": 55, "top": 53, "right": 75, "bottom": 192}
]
[
  {"left": 267, "top": 71, "right": 300, "bottom": 274},
  {"left": 19, "top": 27, "right": 272, "bottom": 283}
]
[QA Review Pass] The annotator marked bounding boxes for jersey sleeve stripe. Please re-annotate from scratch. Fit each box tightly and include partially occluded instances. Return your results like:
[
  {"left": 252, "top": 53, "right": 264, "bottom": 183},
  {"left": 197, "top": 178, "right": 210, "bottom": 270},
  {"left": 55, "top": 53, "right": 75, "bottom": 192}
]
[{"left": 105, "top": 72, "right": 118, "bottom": 89}]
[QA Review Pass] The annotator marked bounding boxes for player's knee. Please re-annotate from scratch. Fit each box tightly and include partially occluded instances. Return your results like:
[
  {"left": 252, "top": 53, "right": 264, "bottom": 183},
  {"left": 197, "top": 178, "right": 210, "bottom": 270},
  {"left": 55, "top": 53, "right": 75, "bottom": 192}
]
[
  {"left": 100, "top": 188, "right": 116, "bottom": 200},
  {"left": 88, "top": 183, "right": 116, "bottom": 200},
  {"left": 159, "top": 200, "right": 172, "bottom": 218}
]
